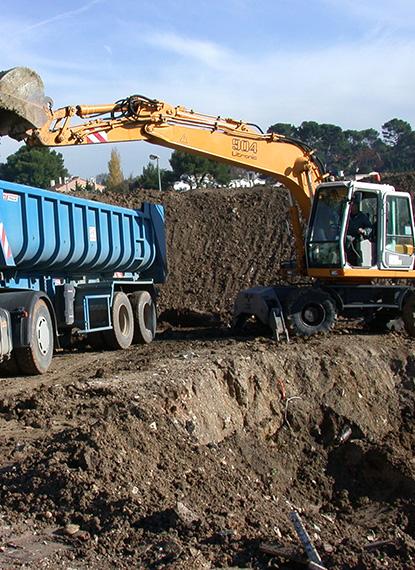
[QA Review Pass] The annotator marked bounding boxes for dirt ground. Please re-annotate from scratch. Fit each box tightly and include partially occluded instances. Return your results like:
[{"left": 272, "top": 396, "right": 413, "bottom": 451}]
[{"left": 0, "top": 178, "right": 414, "bottom": 569}]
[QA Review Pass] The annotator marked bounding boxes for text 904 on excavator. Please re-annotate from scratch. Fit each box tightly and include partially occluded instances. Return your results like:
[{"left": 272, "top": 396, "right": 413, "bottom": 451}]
[{"left": 1, "top": 66, "right": 415, "bottom": 343}]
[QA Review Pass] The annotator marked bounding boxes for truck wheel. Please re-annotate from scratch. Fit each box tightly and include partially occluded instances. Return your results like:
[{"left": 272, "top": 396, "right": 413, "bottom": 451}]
[
  {"left": 285, "top": 288, "right": 336, "bottom": 337},
  {"left": 103, "top": 292, "right": 134, "bottom": 350},
  {"left": 130, "top": 291, "right": 156, "bottom": 344},
  {"left": 16, "top": 299, "right": 54, "bottom": 375},
  {"left": 402, "top": 294, "right": 415, "bottom": 336}
]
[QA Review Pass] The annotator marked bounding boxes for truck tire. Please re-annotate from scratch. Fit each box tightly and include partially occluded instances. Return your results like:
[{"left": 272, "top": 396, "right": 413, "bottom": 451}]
[
  {"left": 402, "top": 293, "right": 415, "bottom": 336},
  {"left": 103, "top": 292, "right": 134, "bottom": 350},
  {"left": 16, "top": 299, "right": 54, "bottom": 375},
  {"left": 130, "top": 291, "right": 156, "bottom": 344},
  {"left": 285, "top": 288, "right": 336, "bottom": 337}
]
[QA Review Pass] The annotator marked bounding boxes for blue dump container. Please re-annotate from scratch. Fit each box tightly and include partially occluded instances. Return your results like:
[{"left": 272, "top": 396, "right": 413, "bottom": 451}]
[
  {"left": 0, "top": 179, "right": 166, "bottom": 283},
  {"left": 0, "top": 179, "right": 167, "bottom": 375}
]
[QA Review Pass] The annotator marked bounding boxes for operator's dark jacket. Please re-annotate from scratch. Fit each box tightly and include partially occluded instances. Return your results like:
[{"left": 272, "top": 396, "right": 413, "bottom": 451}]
[{"left": 347, "top": 211, "right": 372, "bottom": 239}]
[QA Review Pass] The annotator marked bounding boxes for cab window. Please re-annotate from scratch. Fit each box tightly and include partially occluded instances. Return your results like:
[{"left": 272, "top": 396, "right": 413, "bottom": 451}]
[
  {"left": 307, "top": 186, "right": 348, "bottom": 267},
  {"left": 386, "top": 196, "right": 414, "bottom": 254}
]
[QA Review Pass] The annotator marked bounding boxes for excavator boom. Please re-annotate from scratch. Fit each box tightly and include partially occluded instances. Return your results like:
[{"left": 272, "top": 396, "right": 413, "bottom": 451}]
[
  {"left": 0, "top": 68, "right": 324, "bottom": 215},
  {"left": 0, "top": 66, "right": 326, "bottom": 273}
]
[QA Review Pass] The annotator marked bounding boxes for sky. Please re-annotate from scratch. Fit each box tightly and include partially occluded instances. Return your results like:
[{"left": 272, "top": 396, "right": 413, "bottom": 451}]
[{"left": 0, "top": 0, "right": 414, "bottom": 179}]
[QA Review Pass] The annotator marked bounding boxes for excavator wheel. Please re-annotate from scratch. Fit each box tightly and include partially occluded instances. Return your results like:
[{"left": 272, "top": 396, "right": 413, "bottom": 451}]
[
  {"left": 285, "top": 288, "right": 337, "bottom": 337},
  {"left": 402, "top": 293, "right": 415, "bottom": 337}
]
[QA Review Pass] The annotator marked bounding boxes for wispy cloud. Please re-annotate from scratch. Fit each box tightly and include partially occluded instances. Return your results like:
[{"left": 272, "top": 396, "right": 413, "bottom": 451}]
[
  {"left": 24, "top": 0, "right": 103, "bottom": 31},
  {"left": 144, "top": 32, "right": 230, "bottom": 68}
]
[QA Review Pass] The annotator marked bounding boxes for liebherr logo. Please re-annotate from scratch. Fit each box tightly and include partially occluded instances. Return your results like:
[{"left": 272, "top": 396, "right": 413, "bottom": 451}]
[{"left": 232, "top": 138, "right": 258, "bottom": 160}]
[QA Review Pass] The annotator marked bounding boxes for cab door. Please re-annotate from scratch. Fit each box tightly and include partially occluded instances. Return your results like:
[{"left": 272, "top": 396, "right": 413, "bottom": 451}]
[{"left": 381, "top": 192, "right": 415, "bottom": 270}]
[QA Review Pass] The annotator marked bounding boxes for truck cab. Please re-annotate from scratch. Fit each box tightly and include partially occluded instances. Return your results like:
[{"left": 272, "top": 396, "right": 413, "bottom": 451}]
[{"left": 306, "top": 181, "right": 415, "bottom": 278}]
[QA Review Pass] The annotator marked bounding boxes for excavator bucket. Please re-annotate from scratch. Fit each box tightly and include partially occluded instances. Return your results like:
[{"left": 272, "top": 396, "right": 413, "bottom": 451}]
[{"left": 0, "top": 67, "right": 52, "bottom": 140}]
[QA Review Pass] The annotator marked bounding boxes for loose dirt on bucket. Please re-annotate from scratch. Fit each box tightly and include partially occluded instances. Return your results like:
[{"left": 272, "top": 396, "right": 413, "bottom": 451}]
[{"left": 0, "top": 177, "right": 414, "bottom": 569}]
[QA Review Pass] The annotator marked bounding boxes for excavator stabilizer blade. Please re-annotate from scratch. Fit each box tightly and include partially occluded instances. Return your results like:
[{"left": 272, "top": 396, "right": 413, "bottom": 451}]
[{"left": 0, "top": 67, "right": 52, "bottom": 140}]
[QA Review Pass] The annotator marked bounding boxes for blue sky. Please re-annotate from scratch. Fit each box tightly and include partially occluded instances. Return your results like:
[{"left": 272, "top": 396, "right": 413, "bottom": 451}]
[{"left": 1, "top": 0, "right": 414, "bottom": 179}]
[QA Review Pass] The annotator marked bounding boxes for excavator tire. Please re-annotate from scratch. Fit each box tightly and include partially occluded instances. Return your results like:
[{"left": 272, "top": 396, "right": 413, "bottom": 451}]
[
  {"left": 285, "top": 287, "right": 337, "bottom": 337},
  {"left": 402, "top": 293, "right": 415, "bottom": 337}
]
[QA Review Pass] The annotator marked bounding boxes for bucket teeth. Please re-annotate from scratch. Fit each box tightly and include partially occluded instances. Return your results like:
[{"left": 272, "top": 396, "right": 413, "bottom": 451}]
[{"left": 0, "top": 67, "right": 52, "bottom": 140}]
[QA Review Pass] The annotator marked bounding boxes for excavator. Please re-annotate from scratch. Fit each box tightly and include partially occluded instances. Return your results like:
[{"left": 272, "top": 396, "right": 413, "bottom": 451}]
[{"left": 1, "top": 66, "right": 415, "bottom": 340}]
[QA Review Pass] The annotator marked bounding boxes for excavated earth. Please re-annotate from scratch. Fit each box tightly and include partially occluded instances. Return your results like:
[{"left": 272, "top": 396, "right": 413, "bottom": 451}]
[{"left": 0, "top": 176, "right": 414, "bottom": 569}]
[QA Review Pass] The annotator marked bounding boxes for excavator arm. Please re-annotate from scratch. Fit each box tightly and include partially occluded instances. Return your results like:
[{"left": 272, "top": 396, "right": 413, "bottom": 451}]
[{"left": 0, "top": 67, "right": 326, "bottom": 273}]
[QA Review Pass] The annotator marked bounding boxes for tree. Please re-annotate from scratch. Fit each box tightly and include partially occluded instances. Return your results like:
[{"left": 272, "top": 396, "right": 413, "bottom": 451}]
[
  {"left": 266, "top": 117, "right": 415, "bottom": 175},
  {"left": 0, "top": 146, "right": 68, "bottom": 189},
  {"left": 138, "top": 162, "right": 175, "bottom": 190},
  {"left": 381, "top": 119, "right": 415, "bottom": 172},
  {"left": 139, "top": 162, "right": 159, "bottom": 189},
  {"left": 267, "top": 123, "right": 296, "bottom": 137},
  {"left": 169, "top": 150, "right": 231, "bottom": 188},
  {"left": 382, "top": 119, "right": 412, "bottom": 146},
  {"left": 344, "top": 129, "right": 385, "bottom": 173},
  {"left": 107, "top": 148, "right": 124, "bottom": 190}
]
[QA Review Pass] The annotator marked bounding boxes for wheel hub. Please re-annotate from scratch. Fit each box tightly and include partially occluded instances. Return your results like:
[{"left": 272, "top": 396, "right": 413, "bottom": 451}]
[
  {"left": 36, "top": 315, "right": 51, "bottom": 356},
  {"left": 302, "top": 303, "right": 326, "bottom": 327}
]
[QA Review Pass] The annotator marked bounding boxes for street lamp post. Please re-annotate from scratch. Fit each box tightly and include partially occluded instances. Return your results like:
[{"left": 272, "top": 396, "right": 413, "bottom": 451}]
[{"left": 149, "top": 154, "right": 162, "bottom": 191}]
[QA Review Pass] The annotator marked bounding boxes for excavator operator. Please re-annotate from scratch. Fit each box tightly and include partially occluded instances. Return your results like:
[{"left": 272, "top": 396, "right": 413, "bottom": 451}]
[{"left": 346, "top": 200, "right": 373, "bottom": 266}]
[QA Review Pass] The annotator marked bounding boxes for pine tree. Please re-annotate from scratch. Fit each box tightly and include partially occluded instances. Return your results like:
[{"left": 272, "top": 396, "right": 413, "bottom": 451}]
[
  {"left": 106, "top": 148, "right": 124, "bottom": 190},
  {"left": 0, "top": 146, "right": 68, "bottom": 189}
]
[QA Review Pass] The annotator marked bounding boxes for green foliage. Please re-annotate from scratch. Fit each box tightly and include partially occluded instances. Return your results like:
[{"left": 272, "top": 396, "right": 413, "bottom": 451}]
[
  {"left": 0, "top": 146, "right": 68, "bottom": 189},
  {"left": 382, "top": 119, "right": 415, "bottom": 172},
  {"left": 268, "top": 123, "right": 296, "bottom": 138},
  {"left": 137, "top": 162, "right": 175, "bottom": 190},
  {"left": 169, "top": 151, "right": 231, "bottom": 187},
  {"left": 382, "top": 119, "right": 412, "bottom": 146},
  {"left": 139, "top": 162, "right": 159, "bottom": 189},
  {"left": 107, "top": 148, "right": 124, "bottom": 190},
  {"left": 267, "top": 118, "right": 415, "bottom": 174}
]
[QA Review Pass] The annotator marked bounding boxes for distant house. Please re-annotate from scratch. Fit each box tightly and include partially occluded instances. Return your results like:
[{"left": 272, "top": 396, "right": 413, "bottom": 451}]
[
  {"left": 228, "top": 176, "right": 266, "bottom": 189},
  {"left": 50, "top": 176, "right": 105, "bottom": 193},
  {"left": 173, "top": 180, "right": 192, "bottom": 192},
  {"left": 228, "top": 178, "right": 252, "bottom": 188}
]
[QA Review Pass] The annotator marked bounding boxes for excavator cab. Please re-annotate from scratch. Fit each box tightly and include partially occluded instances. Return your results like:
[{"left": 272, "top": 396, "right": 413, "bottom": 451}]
[{"left": 306, "top": 181, "right": 415, "bottom": 276}]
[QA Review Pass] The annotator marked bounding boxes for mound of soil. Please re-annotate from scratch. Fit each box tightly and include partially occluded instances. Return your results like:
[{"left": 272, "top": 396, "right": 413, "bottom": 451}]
[{"left": 87, "top": 185, "right": 294, "bottom": 320}]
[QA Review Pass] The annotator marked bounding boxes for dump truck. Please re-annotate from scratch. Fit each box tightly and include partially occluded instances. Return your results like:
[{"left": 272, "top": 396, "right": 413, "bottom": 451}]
[
  {"left": 0, "top": 178, "right": 166, "bottom": 374},
  {"left": 1, "top": 66, "right": 415, "bottom": 352}
]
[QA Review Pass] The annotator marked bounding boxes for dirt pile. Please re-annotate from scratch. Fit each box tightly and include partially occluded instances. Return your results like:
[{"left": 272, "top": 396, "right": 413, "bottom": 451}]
[
  {"left": 90, "top": 185, "right": 294, "bottom": 320},
  {"left": 0, "top": 332, "right": 414, "bottom": 568}
]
